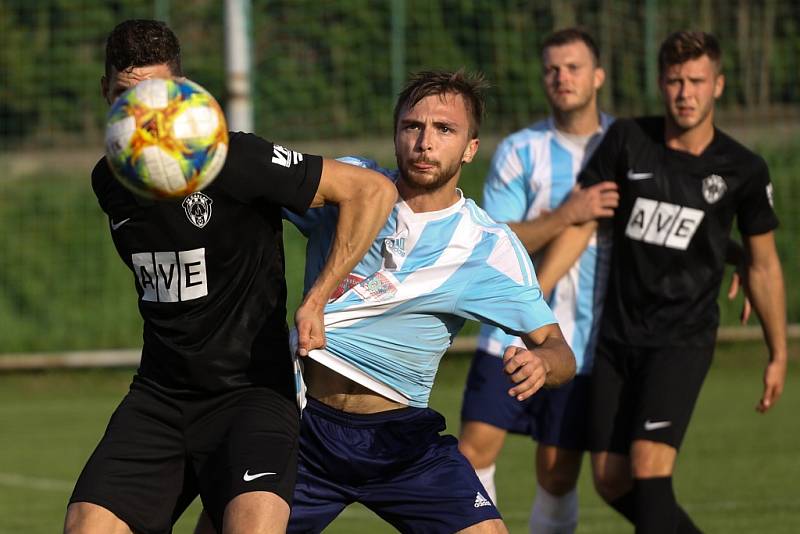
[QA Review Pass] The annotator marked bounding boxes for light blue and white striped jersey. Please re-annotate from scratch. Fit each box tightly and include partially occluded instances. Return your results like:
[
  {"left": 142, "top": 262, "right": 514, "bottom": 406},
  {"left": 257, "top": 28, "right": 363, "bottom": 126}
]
[
  {"left": 286, "top": 157, "right": 556, "bottom": 408},
  {"left": 477, "top": 115, "right": 614, "bottom": 375}
]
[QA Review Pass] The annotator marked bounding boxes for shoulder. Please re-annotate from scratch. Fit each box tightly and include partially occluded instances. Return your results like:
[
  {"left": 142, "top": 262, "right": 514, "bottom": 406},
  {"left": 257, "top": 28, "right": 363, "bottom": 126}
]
[
  {"left": 497, "top": 120, "right": 552, "bottom": 151},
  {"left": 599, "top": 112, "right": 617, "bottom": 131},
  {"left": 92, "top": 157, "right": 143, "bottom": 215},
  {"left": 612, "top": 116, "right": 658, "bottom": 136},
  {"left": 712, "top": 129, "right": 769, "bottom": 174},
  {"left": 335, "top": 155, "right": 399, "bottom": 182},
  {"left": 464, "top": 200, "right": 528, "bottom": 252},
  {"left": 91, "top": 156, "right": 112, "bottom": 192},
  {"left": 464, "top": 200, "right": 536, "bottom": 286},
  {"left": 598, "top": 116, "right": 661, "bottom": 151}
]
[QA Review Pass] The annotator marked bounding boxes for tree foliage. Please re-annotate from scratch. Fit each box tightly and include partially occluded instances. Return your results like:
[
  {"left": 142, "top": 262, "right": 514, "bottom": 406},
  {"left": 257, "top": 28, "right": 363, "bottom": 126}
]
[{"left": 1, "top": 0, "right": 799, "bottom": 145}]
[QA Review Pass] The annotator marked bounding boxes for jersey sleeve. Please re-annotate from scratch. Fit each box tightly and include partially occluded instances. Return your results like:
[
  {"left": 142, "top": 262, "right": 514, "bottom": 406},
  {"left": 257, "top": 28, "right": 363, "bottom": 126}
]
[
  {"left": 218, "top": 132, "right": 322, "bottom": 213},
  {"left": 578, "top": 120, "right": 626, "bottom": 187},
  {"left": 736, "top": 156, "right": 779, "bottom": 235},
  {"left": 457, "top": 232, "right": 556, "bottom": 336},
  {"left": 282, "top": 155, "right": 383, "bottom": 236},
  {"left": 482, "top": 137, "right": 532, "bottom": 222}
]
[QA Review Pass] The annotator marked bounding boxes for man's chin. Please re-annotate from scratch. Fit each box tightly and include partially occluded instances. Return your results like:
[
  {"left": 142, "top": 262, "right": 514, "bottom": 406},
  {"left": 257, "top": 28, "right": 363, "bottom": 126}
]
[{"left": 672, "top": 115, "right": 700, "bottom": 131}]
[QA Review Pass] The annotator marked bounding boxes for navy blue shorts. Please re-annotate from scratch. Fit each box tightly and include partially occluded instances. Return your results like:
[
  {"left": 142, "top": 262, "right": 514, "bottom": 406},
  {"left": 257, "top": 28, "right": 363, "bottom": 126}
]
[
  {"left": 461, "top": 350, "right": 591, "bottom": 451},
  {"left": 288, "top": 397, "right": 501, "bottom": 533}
]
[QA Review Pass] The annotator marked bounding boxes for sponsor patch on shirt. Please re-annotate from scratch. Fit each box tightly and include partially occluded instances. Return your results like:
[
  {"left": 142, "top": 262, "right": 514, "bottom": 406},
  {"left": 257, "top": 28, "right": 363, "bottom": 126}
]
[
  {"left": 352, "top": 272, "right": 398, "bottom": 302},
  {"left": 329, "top": 273, "right": 366, "bottom": 301}
]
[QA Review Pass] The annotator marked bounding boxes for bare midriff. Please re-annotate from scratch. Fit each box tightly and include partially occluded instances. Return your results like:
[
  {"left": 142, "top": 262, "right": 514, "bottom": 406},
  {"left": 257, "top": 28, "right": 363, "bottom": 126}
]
[{"left": 304, "top": 358, "right": 408, "bottom": 414}]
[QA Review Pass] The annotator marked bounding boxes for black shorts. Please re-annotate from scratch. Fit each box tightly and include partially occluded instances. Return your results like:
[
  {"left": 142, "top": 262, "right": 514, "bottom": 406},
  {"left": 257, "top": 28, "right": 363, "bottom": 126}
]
[
  {"left": 69, "top": 377, "right": 299, "bottom": 534},
  {"left": 589, "top": 339, "right": 714, "bottom": 454}
]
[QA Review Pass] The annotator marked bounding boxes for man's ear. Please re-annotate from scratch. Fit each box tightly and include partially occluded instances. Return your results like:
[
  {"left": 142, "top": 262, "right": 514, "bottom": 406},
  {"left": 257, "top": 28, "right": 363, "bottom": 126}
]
[
  {"left": 462, "top": 138, "right": 480, "bottom": 163},
  {"left": 713, "top": 73, "right": 725, "bottom": 99},
  {"left": 594, "top": 66, "right": 606, "bottom": 90}
]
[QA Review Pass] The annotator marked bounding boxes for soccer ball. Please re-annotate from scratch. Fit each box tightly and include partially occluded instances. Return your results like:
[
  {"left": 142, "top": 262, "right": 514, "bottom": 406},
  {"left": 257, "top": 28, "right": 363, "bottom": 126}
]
[{"left": 105, "top": 77, "right": 228, "bottom": 198}]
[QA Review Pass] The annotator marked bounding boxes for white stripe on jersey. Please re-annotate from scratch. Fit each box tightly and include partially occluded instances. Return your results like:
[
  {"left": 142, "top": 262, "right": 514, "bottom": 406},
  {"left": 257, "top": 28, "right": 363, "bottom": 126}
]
[{"left": 322, "top": 198, "right": 483, "bottom": 329}]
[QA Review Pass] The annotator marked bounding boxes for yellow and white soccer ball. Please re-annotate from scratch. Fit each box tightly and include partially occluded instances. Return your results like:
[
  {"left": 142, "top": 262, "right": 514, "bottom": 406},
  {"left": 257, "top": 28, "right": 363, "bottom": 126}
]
[{"left": 105, "top": 77, "right": 228, "bottom": 198}]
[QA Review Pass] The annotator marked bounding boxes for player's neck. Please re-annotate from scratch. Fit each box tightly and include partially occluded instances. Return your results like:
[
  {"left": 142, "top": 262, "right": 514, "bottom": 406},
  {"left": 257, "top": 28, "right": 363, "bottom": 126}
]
[
  {"left": 552, "top": 105, "right": 600, "bottom": 135},
  {"left": 663, "top": 113, "right": 716, "bottom": 156},
  {"left": 397, "top": 176, "right": 462, "bottom": 213}
]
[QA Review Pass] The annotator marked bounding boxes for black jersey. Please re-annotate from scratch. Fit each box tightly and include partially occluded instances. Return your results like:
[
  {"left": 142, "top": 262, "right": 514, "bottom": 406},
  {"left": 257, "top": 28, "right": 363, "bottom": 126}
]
[
  {"left": 579, "top": 117, "right": 778, "bottom": 347},
  {"left": 92, "top": 132, "right": 323, "bottom": 395}
]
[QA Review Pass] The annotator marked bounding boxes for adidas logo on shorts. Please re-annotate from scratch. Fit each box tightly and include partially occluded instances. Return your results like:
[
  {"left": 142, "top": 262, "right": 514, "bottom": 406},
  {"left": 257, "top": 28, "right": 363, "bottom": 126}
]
[{"left": 474, "top": 492, "right": 492, "bottom": 508}]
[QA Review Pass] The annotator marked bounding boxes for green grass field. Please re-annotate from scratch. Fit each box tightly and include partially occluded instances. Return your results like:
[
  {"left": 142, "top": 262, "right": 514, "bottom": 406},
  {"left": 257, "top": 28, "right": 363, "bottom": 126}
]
[{"left": 1, "top": 341, "right": 798, "bottom": 533}]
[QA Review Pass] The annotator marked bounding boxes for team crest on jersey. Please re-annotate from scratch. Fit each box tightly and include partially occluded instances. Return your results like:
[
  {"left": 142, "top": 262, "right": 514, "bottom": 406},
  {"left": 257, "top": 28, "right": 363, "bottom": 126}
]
[
  {"left": 701, "top": 174, "right": 727, "bottom": 204},
  {"left": 353, "top": 272, "right": 398, "bottom": 302},
  {"left": 182, "top": 192, "right": 213, "bottom": 228}
]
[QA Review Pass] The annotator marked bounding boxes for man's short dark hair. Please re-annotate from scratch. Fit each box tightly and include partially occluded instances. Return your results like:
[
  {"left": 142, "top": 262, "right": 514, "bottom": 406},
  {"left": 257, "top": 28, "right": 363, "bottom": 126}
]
[
  {"left": 393, "top": 69, "right": 488, "bottom": 139},
  {"left": 658, "top": 31, "right": 722, "bottom": 76},
  {"left": 541, "top": 27, "right": 600, "bottom": 66},
  {"left": 105, "top": 19, "right": 182, "bottom": 78}
]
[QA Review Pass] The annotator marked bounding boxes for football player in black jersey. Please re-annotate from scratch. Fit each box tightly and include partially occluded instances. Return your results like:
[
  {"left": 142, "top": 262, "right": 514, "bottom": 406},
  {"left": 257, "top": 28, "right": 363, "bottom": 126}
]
[
  {"left": 537, "top": 31, "right": 787, "bottom": 533},
  {"left": 63, "top": 19, "right": 395, "bottom": 534}
]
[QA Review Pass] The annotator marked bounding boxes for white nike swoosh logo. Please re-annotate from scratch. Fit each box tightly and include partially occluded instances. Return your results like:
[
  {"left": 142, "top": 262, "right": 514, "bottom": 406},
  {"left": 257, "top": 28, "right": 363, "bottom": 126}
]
[
  {"left": 243, "top": 470, "right": 277, "bottom": 482},
  {"left": 110, "top": 218, "right": 131, "bottom": 230},
  {"left": 627, "top": 170, "right": 654, "bottom": 181},
  {"left": 644, "top": 420, "right": 672, "bottom": 431}
]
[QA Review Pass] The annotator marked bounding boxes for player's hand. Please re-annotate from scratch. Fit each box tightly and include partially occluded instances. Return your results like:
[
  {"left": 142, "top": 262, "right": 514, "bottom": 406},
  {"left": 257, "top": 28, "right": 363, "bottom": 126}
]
[
  {"left": 502, "top": 346, "right": 550, "bottom": 401},
  {"left": 559, "top": 181, "right": 619, "bottom": 225},
  {"left": 727, "top": 269, "right": 752, "bottom": 324},
  {"left": 294, "top": 302, "right": 326, "bottom": 357},
  {"left": 757, "top": 359, "right": 786, "bottom": 413}
]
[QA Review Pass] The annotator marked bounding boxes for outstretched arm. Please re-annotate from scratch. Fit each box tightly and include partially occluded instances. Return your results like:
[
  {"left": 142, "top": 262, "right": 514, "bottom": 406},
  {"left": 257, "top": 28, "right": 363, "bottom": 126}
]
[
  {"left": 295, "top": 159, "right": 397, "bottom": 356},
  {"left": 742, "top": 231, "right": 787, "bottom": 413},
  {"left": 507, "top": 181, "right": 618, "bottom": 254},
  {"left": 502, "top": 323, "right": 576, "bottom": 401}
]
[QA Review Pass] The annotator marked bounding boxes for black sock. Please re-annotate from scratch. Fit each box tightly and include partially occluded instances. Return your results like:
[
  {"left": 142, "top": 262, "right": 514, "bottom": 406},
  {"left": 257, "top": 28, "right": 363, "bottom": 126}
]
[
  {"left": 607, "top": 483, "right": 701, "bottom": 532},
  {"left": 633, "top": 477, "right": 677, "bottom": 534},
  {"left": 609, "top": 490, "right": 636, "bottom": 523},
  {"left": 676, "top": 505, "right": 703, "bottom": 534}
]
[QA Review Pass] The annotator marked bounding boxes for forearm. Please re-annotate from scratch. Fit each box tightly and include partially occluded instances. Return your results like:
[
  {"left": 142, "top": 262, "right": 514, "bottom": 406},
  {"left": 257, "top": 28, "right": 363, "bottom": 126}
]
[
  {"left": 747, "top": 257, "right": 788, "bottom": 363},
  {"left": 507, "top": 209, "right": 572, "bottom": 254},
  {"left": 521, "top": 327, "right": 576, "bottom": 387},
  {"left": 302, "top": 164, "right": 396, "bottom": 310},
  {"left": 536, "top": 220, "right": 597, "bottom": 296}
]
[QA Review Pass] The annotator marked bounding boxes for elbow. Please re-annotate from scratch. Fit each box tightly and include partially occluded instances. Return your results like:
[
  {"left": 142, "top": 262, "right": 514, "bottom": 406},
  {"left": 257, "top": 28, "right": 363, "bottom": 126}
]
[{"left": 373, "top": 175, "right": 398, "bottom": 213}]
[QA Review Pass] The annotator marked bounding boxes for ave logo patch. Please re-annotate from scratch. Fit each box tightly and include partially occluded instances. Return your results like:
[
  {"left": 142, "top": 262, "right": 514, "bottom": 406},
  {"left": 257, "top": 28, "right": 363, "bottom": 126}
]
[
  {"left": 132, "top": 248, "right": 208, "bottom": 302},
  {"left": 272, "top": 144, "right": 303, "bottom": 168},
  {"left": 701, "top": 174, "right": 727, "bottom": 204},
  {"left": 625, "top": 198, "right": 704, "bottom": 250},
  {"left": 183, "top": 192, "right": 213, "bottom": 228}
]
